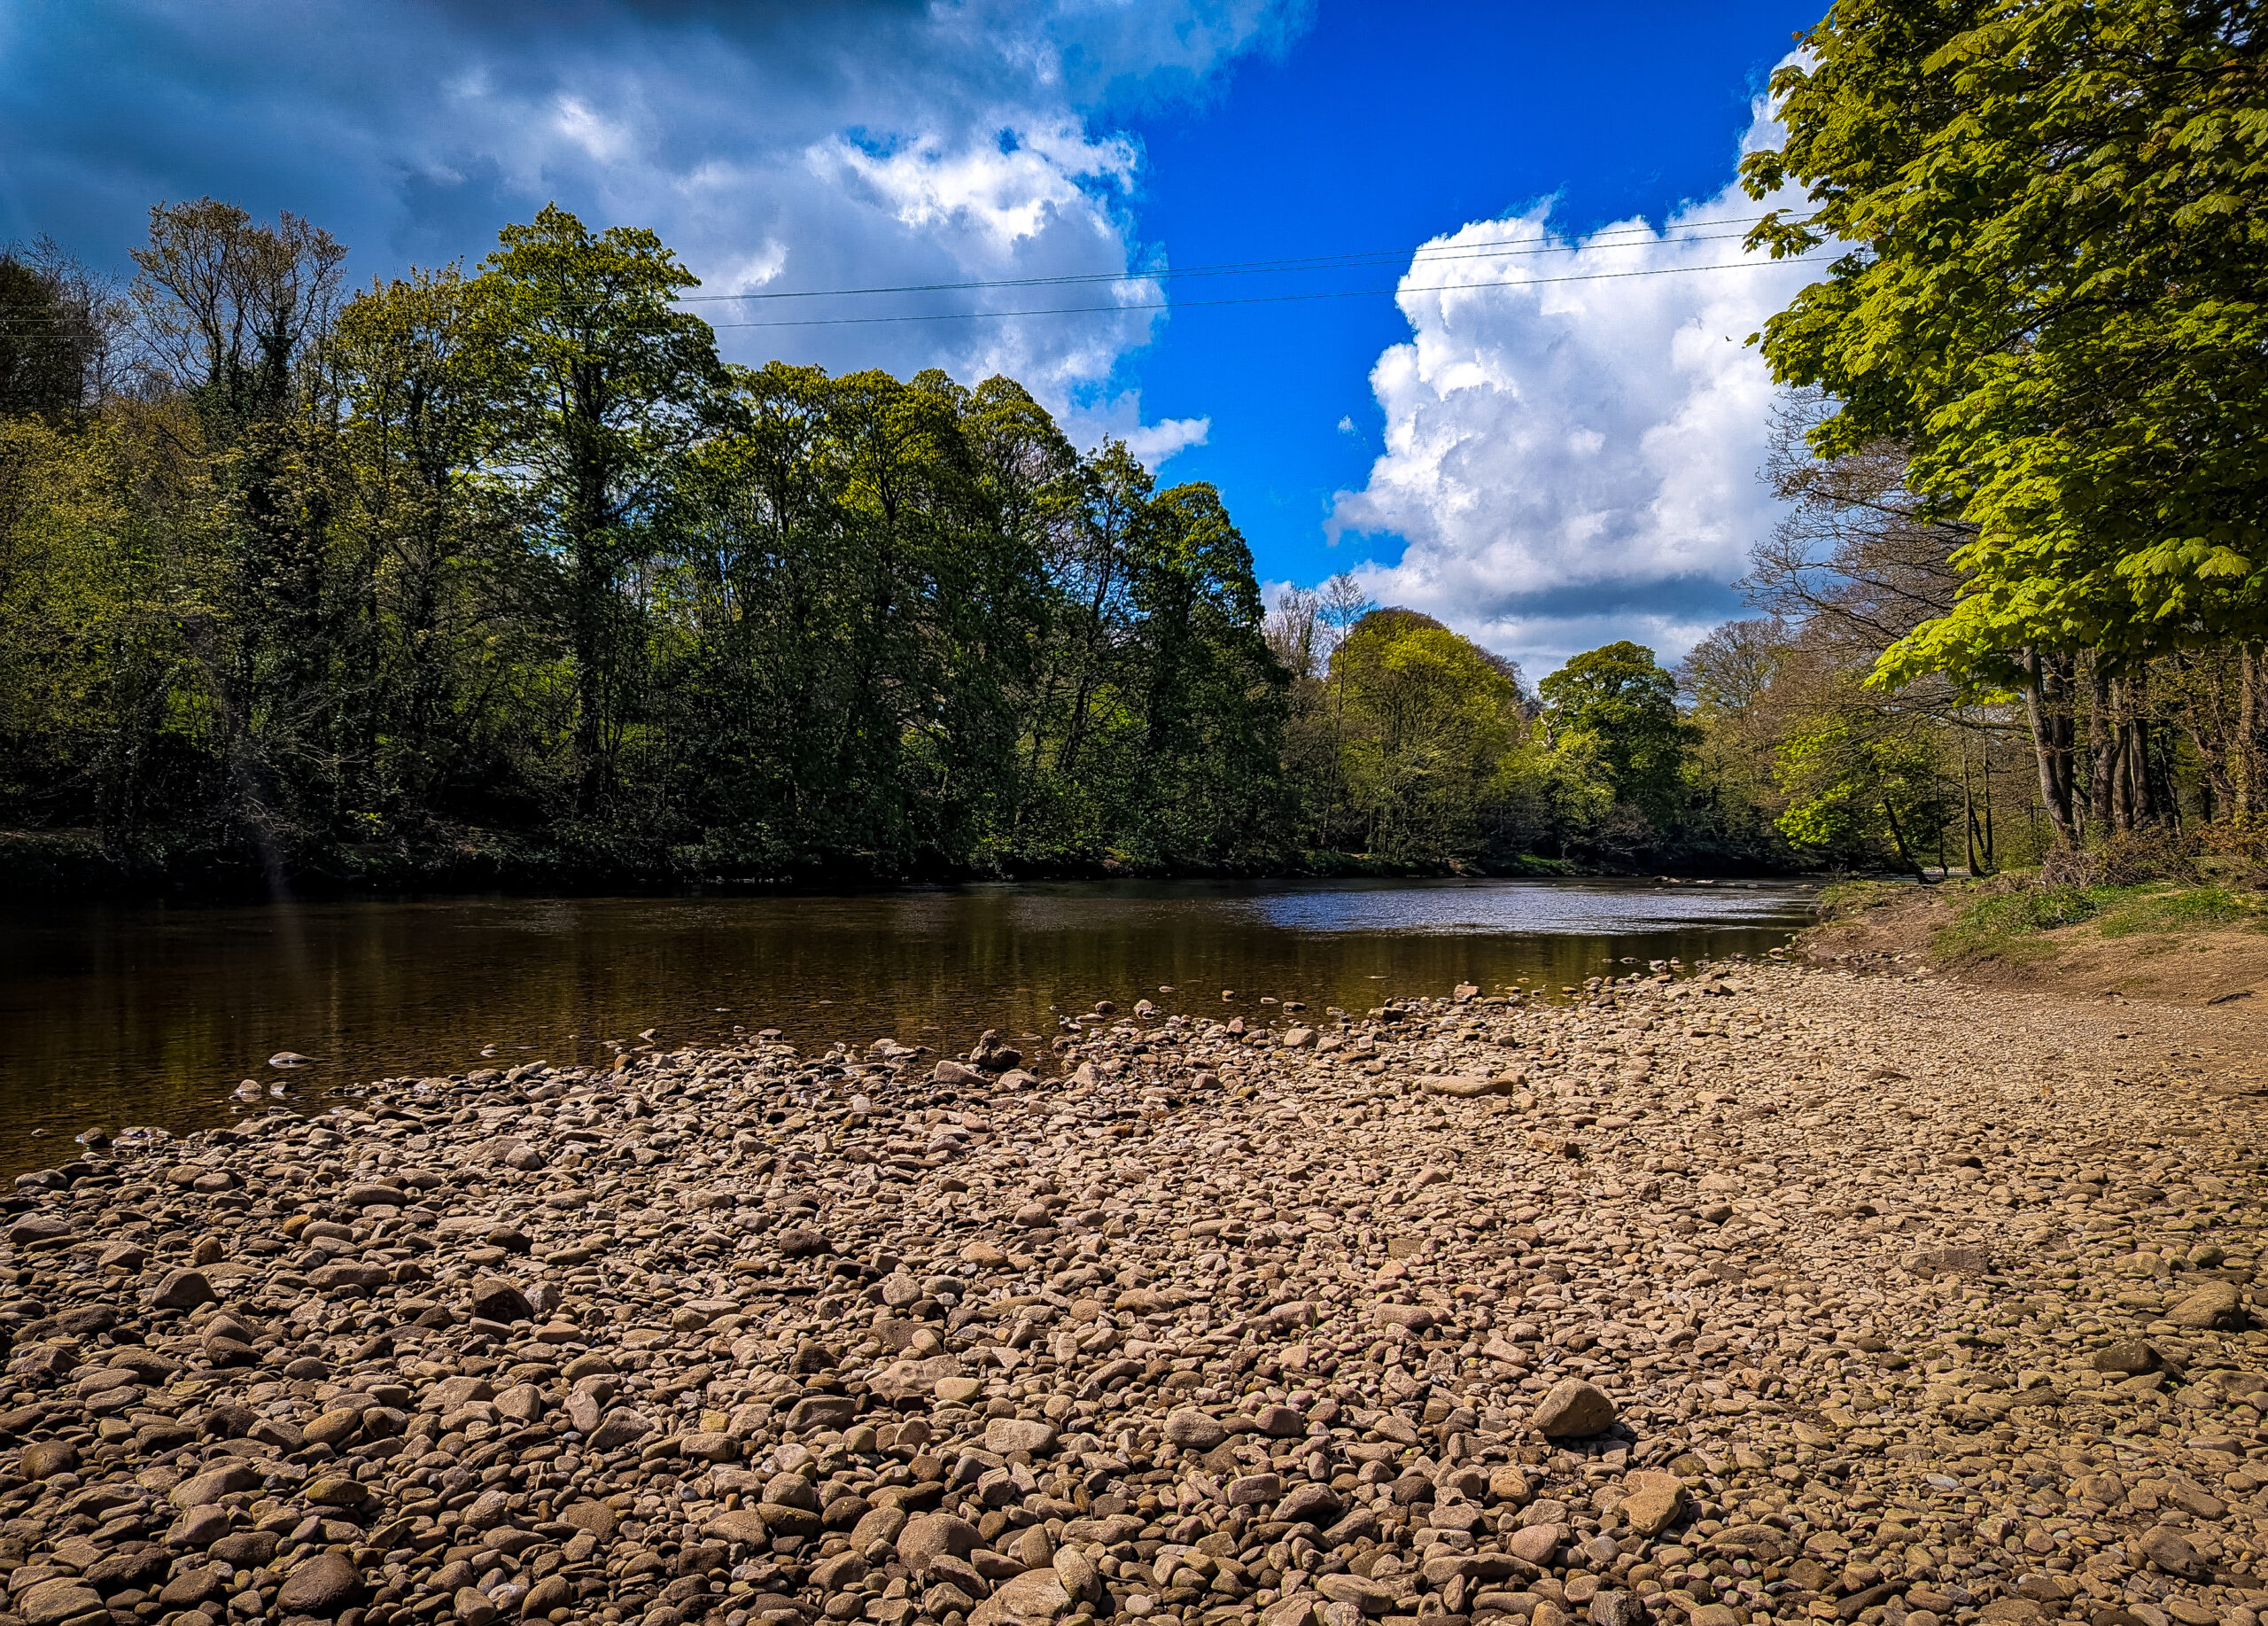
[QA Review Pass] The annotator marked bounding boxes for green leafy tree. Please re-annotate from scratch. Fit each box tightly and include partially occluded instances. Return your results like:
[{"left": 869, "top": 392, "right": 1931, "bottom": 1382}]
[
  {"left": 1328, "top": 610, "right": 1531, "bottom": 860},
  {"left": 332, "top": 266, "right": 535, "bottom": 826},
  {"left": 1538, "top": 641, "right": 1691, "bottom": 835},
  {"left": 1776, "top": 704, "right": 1956, "bottom": 875},
  {"left": 0, "top": 241, "right": 118, "bottom": 422},
  {"left": 1120, "top": 481, "right": 1288, "bottom": 864},
  {"left": 470, "top": 205, "right": 721, "bottom": 812},
  {"left": 1744, "top": 0, "right": 2268, "bottom": 840}
]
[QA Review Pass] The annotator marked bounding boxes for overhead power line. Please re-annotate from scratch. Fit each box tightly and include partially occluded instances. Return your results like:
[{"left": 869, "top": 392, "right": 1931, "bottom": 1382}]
[
  {"left": 703, "top": 253, "right": 1837, "bottom": 330},
  {"left": 0, "top": 221, "right": 1837, "bottom": 338},
  {"left": 673, "top": 214, "right": 1813, "bottom": 305}
]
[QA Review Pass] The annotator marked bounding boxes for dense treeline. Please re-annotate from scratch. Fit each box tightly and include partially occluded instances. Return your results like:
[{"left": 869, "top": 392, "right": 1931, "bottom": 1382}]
[
  {"left": 0, "top": 198, "right": 1860, "bottom": 890},
  {"left": 0, "top": 204, "right": 1287, "bottom": 884},
  {"left": 12, "top": 0, "right": 2266, "bottom": 899}
]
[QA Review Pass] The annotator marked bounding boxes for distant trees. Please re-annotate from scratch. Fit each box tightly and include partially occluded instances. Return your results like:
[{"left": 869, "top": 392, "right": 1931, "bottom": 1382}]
[
  {"left": 1326, "top": 609, "right": 1530, "bottom": 860},
  {"left": 1537, "top": 642, "right": 1689, "bottom": 844}
]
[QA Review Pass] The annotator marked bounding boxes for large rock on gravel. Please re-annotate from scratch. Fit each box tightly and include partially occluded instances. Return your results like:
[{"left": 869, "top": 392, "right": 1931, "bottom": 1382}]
[
  {"left": 2165, "top": 1280, "right": 2244, "bottom": 1329},
  {"left": 1420, "top": 1074, "right": 1521, "bottom": 1098},
  {"left": 900, "top": 1513, "right": 981, "bottom": 1576},
  {"left": 1508, "top": 1522, "right": 1566, "bottom": 1564},
  {"left": 18, "top": 1577, "right": 102, "bottom": 1626},
  {"left": 1278, "top": 1483, "right": 1342, "bottom": 1527},
  {"left": 5, "top": 1215, "right": 73, "bottom": 1249},
  {"left": 151, "top": 1267, "right": 216, "bottom": 1309},
  {"left": 1164, "top": 1406, "right": 1225, "bottom": 1450},
  {"left": 587, "top": 1408, "right": 654, "bottom": 1451},
  {"left": 871, "top": 1356, "right": 963, "bottom": 1402},
  {"left": 1317, "top": 1574, "right": 1395, "bottom": 1613},
  {"left": 1619, "top": 1471, "right": 1687, "bottom": 1537},
  {"left": 786, "top": 1394, "right": 858, "bottom": 1431},
  {"left": 2093, "top": 1339, "right": 2160, "bottom": 1373},
  {"left": 17, "top": 1441, "right": 76, "bottom": 1481},
  {"left": 983, "top": 1417, "right": 1058, "bottom": 1456},
  {"left": 1052, "top": 1548, "right": 1099, "bottom": 1603},
  {"left": 1590, "top": 1593, "right": 1647, "bottom": 1626},
  {"left": 1531, "top": 1378, "right": 1617, "bottom": 1438},
  {"left": 172, "top": 1461, "right": 260, "bottom": 1507},
  {"left": 2138, "top": 1526, "right": 2210, "bottom": 1578},
  {"left": 705, "top": 1508, "right": 772, "bottom": 1545},
  {"left": 276, "top": 1552, "right": 362, "bottom": 1614},
  {"left": 970, "top": 1569, "right": 1072, "bottom": 1626},
  {"left": 469, "top": 1276, "right": 534, "bottom": 1322}
]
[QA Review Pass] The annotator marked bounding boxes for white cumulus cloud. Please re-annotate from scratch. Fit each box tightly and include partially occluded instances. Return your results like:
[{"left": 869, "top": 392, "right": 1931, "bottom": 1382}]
[{"left": 1324, "top": 81, "right": 1820, "bottom": 674}]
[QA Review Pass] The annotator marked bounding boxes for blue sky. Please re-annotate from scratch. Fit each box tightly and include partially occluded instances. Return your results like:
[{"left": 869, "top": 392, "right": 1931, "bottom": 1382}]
[{"left": 0, "top": 0, "right": 1822, "bottom": 675}]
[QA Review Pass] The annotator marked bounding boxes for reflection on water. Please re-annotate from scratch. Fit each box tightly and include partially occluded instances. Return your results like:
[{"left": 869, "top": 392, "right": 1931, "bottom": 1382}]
[
  {"left": 1234, "top": 878, "right": 1808, "bottom": 935},
  {"left": 0, "top": 877, "right": 1815, "bottom": 1173}
]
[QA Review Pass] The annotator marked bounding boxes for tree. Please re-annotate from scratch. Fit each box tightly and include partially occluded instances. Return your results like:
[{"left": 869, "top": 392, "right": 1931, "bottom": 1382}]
[
  {"left": 0, "top": 239, "right": 120, "bottom": 422},
  {"left": 1120, "top": 481, "right": 1288, "bottom": 863},
  {"left": 1677, "top": 617, "right": 1800, "bottom": 862},
  {"left": 131, "top": 199, "right": 345, "bottom": 437},
  {"left": 1538, "top": 642, "right": 1690, "bottom": 833},
  {"left": 1328, "top": 609, "right": 1531, "bottom": 860},
  {"left": 124, "top": 199, "right": 358, "bottom": 857},
  {"left": 332, "top": 266, "right": 530, "bottom": 824},
  {"left": 470, "top": 205, "right": 721, "bottom": 812},
  {"left": 1775, "top": 694, "right": 1957, "bottom": 876},
  {"left": 1744, "top": 0, "right": 2268, "bottom": 843}
]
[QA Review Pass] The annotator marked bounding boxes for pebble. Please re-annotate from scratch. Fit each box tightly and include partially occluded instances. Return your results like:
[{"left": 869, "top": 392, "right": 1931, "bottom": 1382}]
[{"left": 0, "top": 962, "right": 2263, "bottom": 1626}]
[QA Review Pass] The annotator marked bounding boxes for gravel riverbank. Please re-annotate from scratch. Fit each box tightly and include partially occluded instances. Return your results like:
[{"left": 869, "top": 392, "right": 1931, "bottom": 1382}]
[{"left": 0, "top": 961, "right": 2264, "bottom": 1626}]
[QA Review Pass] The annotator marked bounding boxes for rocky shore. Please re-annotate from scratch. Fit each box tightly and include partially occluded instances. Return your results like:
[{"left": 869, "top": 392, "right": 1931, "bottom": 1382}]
[{"left": 0, "top": 960, "right": 2264, "bottom": 1626}]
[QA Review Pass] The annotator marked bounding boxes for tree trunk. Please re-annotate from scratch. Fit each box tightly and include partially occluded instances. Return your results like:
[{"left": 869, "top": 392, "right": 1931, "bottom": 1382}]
[
  {"left": 2019, "top": 647, "right": 2078, "bottom": 847},
  {"left": 1962, "top": 736, "right": 1987, "bottom": 877},
  {"left": 1881, "top": 794, "right": 1926, "bottom": 881},
  {"left": 2239, "top": 645, "right": 2268, "bottom": 824},
  {"left": 2116, "top": 668, "right": 2158, "bottom": 831},
  {"left": 1980, "top": 741, "right": 1995, "bottom": 867},
  {"left": 2088, "top": 658, "right": 2124, "bottom": 837}
]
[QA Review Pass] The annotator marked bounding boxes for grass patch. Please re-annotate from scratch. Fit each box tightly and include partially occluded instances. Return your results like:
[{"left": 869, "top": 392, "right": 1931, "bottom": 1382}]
[
  {"left": 2093, "top": 883, "right": 2260, "bottom": 937},
  {"left": 1934, "top": 877, "right": 2268, "bottom": 961}
]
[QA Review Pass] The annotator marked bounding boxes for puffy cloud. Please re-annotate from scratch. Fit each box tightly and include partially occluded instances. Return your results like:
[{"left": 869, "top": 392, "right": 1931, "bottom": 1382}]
[
  {"left": 1324, "top": 82, "right": 1820, "bottom": 674},
  {"left": 0, "top": 0, "right": 1292, "bottom": 462}
]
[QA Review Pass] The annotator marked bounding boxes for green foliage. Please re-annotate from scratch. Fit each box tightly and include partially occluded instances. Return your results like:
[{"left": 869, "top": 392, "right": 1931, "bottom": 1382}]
[
  {"left": 1775, "top": 702, "right": 1955, "bottom": 871},
  {"left": 470, "top": 206, "right": 723, "bottom": 809},
  {"left": 1323, "top": 610, "right": 1532, "bottom": 861},
  {"left": 2093, "top": 883, "right": 2257, "bottom": 937},
  {"left": 1537, "top": 641, "right": 1693, "bottom": 852},
  {"left": 0, "top": 201, "right": 1296, "bottom": 883},
  {"left": 0, "top": 250, "right": 105, "bottom": 422},
  {"left": 1745, "top": 0, "right": 2268, "bottom": 681}
]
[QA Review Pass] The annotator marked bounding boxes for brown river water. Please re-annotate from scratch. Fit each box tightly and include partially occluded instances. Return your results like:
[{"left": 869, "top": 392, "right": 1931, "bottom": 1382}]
[{"left": 0, "top": 876, "right": 1815, "bottom": 1176}]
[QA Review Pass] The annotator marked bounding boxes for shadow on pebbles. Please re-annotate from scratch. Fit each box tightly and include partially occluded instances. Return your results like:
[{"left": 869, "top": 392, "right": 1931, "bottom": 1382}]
[{"left": 0, "top": 962, "right": 2263, "bottom": 1626}]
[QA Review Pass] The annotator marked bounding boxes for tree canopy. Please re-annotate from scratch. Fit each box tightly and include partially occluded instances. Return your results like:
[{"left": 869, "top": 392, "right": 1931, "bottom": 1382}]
[{"left": 1747, "top": 0, "right": 2268, "bottom": 677}]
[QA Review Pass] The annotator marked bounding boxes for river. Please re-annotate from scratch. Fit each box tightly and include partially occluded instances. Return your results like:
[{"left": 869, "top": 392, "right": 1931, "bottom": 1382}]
[{"left": 0, "top": 876, "right": 1814, "bottom": 1173}]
